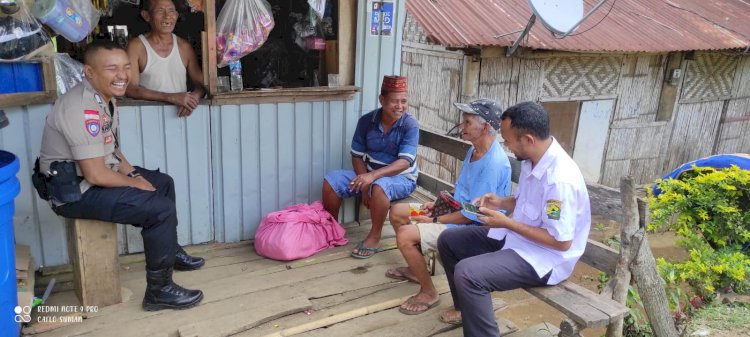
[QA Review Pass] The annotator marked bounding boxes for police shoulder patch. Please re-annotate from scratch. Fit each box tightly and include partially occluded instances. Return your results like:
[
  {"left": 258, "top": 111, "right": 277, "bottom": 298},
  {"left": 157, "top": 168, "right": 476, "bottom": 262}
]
[
  {"left": 546, "top": 199, "right": 561, "bottom": 220},
  {"left": 86, "top": 119, "right": 100, "bottom": 137}
]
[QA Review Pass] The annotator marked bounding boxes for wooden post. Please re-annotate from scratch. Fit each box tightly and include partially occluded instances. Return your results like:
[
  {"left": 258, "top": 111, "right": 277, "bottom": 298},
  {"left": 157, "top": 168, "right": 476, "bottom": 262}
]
[
  {"left": 625, "top": 181, "right": 680, "bottom": 337},
  {"left": 603, "top": 176, "right": 637, "bottom": 337},
  {"left": 204, "top": 0, "right": 218, "bottom": 95},
  {"left": 338, "top": 0, "right": 356, "bottom": 86},
  {"left": 67, "top": 219, "right": 122, "bottom": 311},
  {"left": 559, "top": 318, "right": 583, "bottom": 337}
]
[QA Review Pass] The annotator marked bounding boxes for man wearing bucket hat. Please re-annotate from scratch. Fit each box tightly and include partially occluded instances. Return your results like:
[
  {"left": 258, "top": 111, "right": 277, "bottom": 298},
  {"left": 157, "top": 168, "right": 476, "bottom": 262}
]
[
  {"left": 387, "top": 99, "right": 511, "bottom": 315},
  {"left": 126, "top": 0, "right": 206, "bottom": 117},
  {"left": 322, "top": 75, "right": 419, "bottom": 259},
  {"left": 437, "top": 101, "right": 591, "bottom": 337},
  {"left": 36, "top": 40, "right": 205, "bottom": 311}
]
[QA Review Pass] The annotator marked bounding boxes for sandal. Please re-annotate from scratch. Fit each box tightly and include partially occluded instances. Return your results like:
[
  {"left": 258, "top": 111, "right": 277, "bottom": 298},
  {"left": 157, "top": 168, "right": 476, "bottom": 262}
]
[
  {"left": 398, "top": 295, "right": 441, "bottom": 315},
  {"left": 439, "top": 308, "right": 462, "bottom": 325},
  {"left": 385, "top": 266, "right": 419, "bottom": 283},
  {"left": 351, "top": 241, "right": 380, "bottom": 259}
]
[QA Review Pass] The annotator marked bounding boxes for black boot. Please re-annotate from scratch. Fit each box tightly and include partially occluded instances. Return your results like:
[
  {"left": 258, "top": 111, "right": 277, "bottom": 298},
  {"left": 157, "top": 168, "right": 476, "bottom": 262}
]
[
  {"left": 142, "top": 267, "right": 203, "bottom": 311},
  {"left": 174, "top": 245, "right": 205, "bottom": 271}
]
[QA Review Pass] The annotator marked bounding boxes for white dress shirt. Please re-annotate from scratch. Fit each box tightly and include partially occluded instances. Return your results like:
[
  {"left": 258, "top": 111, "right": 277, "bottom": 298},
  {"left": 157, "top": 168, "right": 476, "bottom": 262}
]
[{"left": 488, "top": 138, "right": 591, "bottom": 285}]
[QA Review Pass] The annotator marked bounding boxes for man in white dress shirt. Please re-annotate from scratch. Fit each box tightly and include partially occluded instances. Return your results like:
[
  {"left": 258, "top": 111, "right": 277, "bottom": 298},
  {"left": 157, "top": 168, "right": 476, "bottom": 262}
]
[{"left": 436, "top": 101, "right": 591, "bottom": 337}]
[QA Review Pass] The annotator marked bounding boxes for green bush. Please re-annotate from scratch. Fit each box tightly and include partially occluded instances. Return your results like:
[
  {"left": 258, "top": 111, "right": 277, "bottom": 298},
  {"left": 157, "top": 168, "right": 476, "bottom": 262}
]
[{"left": 648, "top": 165, "right": 750, "bottom": 298}]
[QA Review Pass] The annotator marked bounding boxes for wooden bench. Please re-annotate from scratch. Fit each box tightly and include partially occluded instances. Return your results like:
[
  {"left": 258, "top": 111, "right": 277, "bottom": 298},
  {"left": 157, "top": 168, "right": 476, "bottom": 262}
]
[
  {"left": 66, "top": 218, "right": 122, "bottom": 311},
  {"left": 358, "top": 127, "right": 629, "bottom": 337}
]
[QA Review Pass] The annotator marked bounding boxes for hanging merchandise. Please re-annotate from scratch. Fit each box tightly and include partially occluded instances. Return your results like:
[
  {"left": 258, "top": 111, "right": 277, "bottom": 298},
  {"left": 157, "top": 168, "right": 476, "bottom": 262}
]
[
  {"left": 0, "top": 0, "right": 49, "bottom": 61},
  {"left": 293, "top": 6, "right": 325, "bottom": 51},
  {"left": 215, "top": 0, "right": 274, "bottom": 68},
  {"left": 31, "top": 0, "right": 100, "bottom": 43},
  {"left": 53, "top": 53, "right": 83, "bottom": 95}
]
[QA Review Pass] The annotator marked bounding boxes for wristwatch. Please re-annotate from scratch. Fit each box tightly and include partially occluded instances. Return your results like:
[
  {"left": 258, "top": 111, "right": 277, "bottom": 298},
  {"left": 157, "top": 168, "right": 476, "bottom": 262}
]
[{"left": 433, "top": 216, "right": 439, "bottom": 224}]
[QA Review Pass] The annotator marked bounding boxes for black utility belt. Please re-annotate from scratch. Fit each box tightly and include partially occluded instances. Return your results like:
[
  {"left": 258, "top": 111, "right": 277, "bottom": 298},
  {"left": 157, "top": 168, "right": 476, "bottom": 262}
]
[{"left": 32, "top": 158, "right": 83, "bottom": 203}]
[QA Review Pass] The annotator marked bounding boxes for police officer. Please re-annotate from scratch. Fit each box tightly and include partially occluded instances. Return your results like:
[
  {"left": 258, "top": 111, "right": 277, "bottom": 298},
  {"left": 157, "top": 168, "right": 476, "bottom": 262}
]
[{"left": 37, "top": 40, "right": 204, "bottom": 311}]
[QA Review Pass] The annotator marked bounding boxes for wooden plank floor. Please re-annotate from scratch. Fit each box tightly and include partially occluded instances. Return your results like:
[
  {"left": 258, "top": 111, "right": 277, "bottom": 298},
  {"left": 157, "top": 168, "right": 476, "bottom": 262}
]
[{"left": 24, "top": 221, "right": 497, "bottom": 337}]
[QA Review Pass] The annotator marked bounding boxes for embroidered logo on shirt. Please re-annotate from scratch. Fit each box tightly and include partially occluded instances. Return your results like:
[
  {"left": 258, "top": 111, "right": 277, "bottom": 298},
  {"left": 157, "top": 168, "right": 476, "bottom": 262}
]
[
  {"left": 546, "top": 199, "right": 561, "bottom": 220},
  {"left": 86, "top": 120, "right": 100, "bottom": 137}
]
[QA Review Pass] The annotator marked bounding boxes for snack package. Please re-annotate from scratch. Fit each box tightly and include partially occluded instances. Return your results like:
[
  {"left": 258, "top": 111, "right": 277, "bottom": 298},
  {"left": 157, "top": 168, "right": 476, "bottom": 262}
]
[{"left": 215, "top": 0, "right": 274, "bottom": 67}]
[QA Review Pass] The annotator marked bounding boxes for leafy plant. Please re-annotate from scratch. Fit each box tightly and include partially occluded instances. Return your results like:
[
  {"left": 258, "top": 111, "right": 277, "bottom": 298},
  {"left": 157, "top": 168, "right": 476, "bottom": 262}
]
[
  {"left": 623, "top": 286, "right": 653, "bottom": 337},
  {"left": 648, "top": 165, "right": 750, "bottom": 249},
  {"left": 648, "top": 165, "right": 750, "bottom": 298},
  {"left": 595, "top": 273, "right": 652, "bottom": 337}
]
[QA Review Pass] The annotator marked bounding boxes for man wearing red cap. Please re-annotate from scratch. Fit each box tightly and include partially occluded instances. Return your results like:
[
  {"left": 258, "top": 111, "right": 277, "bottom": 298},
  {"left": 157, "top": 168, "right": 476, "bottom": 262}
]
[{"left": 322, "top": 75, "right": 419, "bottom": 258}]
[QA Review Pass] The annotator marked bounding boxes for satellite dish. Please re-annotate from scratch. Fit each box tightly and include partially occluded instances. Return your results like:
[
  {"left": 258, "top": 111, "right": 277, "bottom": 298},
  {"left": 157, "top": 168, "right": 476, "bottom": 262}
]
[
  {"left": 506, "top": 0, "right": 609, "bottom": 56},
  {"left": 529, "top": 0, "right": 584, "bottom": 35}
]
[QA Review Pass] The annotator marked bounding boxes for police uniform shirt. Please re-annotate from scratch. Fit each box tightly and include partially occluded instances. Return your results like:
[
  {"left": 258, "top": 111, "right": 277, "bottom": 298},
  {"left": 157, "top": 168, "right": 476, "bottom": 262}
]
[
  {"left": 487, "top": 138, "right": 591, "bottom": 285},
  {"left": 39, "top": 79, "right": 121, "bottom": 194}
]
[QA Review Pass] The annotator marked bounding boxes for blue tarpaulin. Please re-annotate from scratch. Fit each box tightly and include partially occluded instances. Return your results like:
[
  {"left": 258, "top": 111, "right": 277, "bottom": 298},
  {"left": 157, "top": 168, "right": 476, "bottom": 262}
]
[{"left": 652, "top": 154, "right": 750, "bottom": 196}]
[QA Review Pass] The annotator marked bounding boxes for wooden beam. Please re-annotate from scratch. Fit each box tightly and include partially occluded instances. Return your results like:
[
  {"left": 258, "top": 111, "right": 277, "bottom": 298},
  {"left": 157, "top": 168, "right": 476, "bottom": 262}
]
[
  {"left": 580, "top": 240, "right": 619, "bottom": 276},
  {"left": 416, "top": 172, "right": 455, "bottom": 197},
  {"left": 419, "top": 128, "right": 471, "bottom": 159},
  {"left": 204, "top": 0, "right": 218, "bottom": 96},
  {"left": 201, "top": 31, "right": 209, "bottom": 89},
  {"left": 210, "top": 86, "right": 359, "bottom": 105},
  {"left": 0, "top": 92, "right": 56, "bottom": 109}
]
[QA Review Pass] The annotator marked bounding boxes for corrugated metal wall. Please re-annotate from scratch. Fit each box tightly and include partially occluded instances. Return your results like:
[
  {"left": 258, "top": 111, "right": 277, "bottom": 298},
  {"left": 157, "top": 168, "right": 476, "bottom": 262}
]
[
  {"left": 1, "top": 1, "right": 407, "bottom": 267},
  {"left": 117, "top": 105, "right": 214, "bottom": 253},
  {"left": 209, "top": 100, "right": 360, "bottom": 243},
  {"left": 0, "top": 100, "right": 361, "bottom": 265},
  {"left": 355, "top": 0, "right": 407, "bottom": 111},
  {"left": 0, "top": 104, "right": 68, "bottom": 268}
]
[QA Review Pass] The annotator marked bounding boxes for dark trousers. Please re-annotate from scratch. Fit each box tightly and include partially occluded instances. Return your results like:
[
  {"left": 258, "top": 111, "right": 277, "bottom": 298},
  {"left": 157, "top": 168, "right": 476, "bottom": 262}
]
[
  {"left": 438, "top": 226, "right": 550, "bottom": 337},
  {"left": 53, "top": 167, "right": 178, "bottom": 270}
]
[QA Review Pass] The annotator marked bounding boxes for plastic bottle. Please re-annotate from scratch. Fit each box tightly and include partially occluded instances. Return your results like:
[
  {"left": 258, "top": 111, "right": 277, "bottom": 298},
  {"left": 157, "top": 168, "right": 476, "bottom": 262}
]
[{"left": 229, "top": 61, "right": 243, "bottom": 92}]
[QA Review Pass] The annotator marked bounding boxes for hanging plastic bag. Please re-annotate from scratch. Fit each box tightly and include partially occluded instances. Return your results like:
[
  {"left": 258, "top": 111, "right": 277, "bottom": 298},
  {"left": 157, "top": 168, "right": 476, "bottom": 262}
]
[
  {"left": 215, "top": 0, "right": 274, "bottom": 68},
  {"left": 0, "top": 0, "right": 50, "bottom": 61},
  {"left": 53, "top": 53, "right": 83, "bottom": 94},
  {"left": 307, "top": 0, "right": 326, "bottom": 19},
  {"left": 31, "top": 0, "right": 100, "bottom": 43}
]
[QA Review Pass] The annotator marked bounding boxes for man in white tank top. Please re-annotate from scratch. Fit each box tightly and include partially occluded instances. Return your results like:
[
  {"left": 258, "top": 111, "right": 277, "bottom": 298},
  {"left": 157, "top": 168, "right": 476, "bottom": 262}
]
[{"left": 125, "top": 0, "right": 206, "bottom": 117}]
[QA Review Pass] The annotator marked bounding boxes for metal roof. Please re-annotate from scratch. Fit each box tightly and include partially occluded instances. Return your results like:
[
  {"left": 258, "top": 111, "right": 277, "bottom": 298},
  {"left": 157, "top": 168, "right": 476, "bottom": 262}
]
[{"left": 405, "top": 0, "right": 750, "bottom": 52}]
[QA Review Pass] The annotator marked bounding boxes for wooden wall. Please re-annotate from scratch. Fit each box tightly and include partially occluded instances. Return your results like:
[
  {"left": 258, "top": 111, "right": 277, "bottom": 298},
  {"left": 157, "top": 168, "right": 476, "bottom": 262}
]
[
  {"left": 402, "top": 14, "right": 750, "bottom": 187},
  {"left": 401, "top": 44, "right": 464, "bottom": 183}
]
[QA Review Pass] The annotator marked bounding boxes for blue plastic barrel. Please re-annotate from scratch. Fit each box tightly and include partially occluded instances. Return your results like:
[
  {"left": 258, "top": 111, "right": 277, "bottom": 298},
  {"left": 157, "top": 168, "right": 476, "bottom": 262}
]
[{"left": 0, "top": 151, "right": 21, "bottom": 336}]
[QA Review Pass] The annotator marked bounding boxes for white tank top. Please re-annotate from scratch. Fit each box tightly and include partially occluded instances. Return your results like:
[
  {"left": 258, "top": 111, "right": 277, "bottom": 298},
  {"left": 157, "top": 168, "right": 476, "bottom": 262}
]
[{"left": 138, "top": 34, "right": 187, "bottom": 93}]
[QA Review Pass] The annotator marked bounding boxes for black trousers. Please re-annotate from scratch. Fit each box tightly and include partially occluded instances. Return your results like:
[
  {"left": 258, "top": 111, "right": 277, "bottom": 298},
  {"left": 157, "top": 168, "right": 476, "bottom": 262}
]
[{"left": 53, "top": 167, "right": 178, "bottom": 270}]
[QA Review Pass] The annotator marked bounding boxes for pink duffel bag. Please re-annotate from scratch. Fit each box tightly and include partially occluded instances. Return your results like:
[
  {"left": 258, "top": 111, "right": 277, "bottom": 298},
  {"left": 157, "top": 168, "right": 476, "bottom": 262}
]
[{"left": 254, "top": 201, "right": 349, "bottom": 261}]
